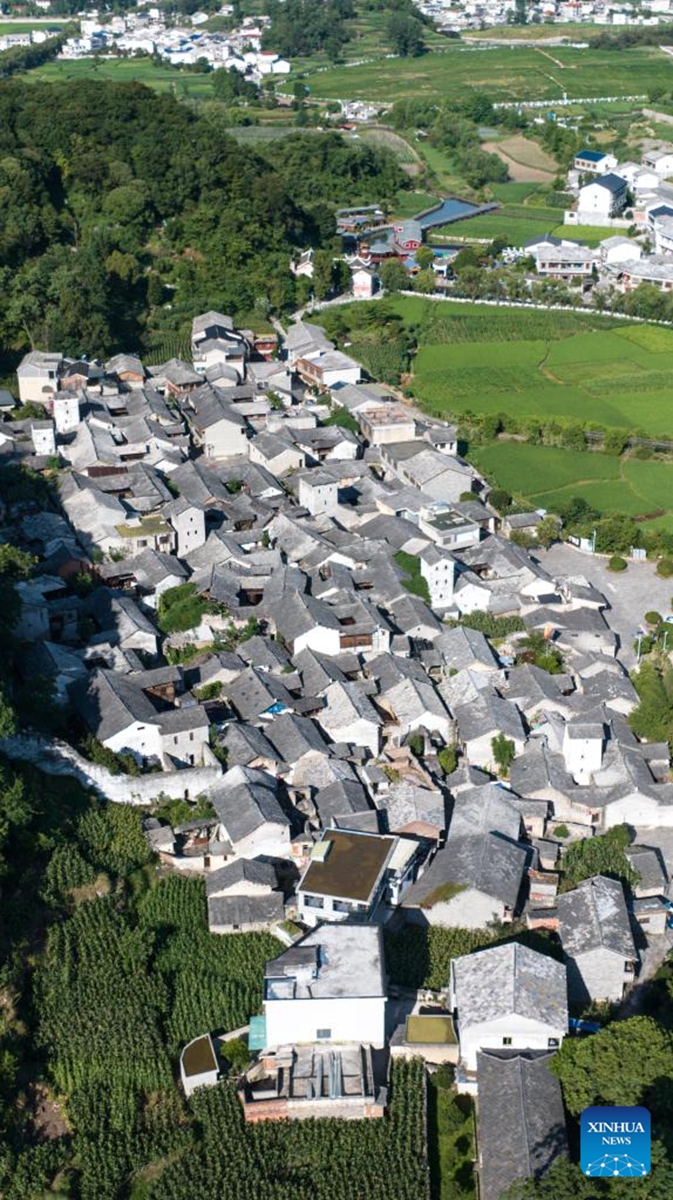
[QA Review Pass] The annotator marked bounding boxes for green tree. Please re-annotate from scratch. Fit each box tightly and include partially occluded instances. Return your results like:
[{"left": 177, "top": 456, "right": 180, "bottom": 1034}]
[
  {"left": 516, "top": 631, "right": 564, "bottom": 674},
  {"left": 415, "top": 245, "right": 434, "bottom": 270},
  {"left": 560, "top": 825, "right": 638, "bottom": 892},
  {"left": 491, "top": 732, "right": 515, "bottom": 777},
  {"left": 488, "top": 487, "right": 512, "bottom": 514},
  {"left": 551, "top": 1017, "right": 673, "bottom": 1113},
  {"left": 379, "top": 258, "right": 410, "bottom": 293},
  {"left": 387, "top": 12, "right": 425, "bottom": 56},
  {"left": 537, "top": 514, "right": 560, "bottom": 547},
  {"left": 629, "top": 660, "right": 673, "bottom": 745}
]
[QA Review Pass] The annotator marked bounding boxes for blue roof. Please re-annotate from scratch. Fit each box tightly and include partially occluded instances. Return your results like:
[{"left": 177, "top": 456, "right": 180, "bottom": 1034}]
[
  {"left": 248, "top": 1015, "right": 267, "bottom": 1051},
  {"left": 592, "top": 173, "right": 627, "bottom": 194},
  {"left": 650, "top": 204, "right": 673, "bottom": 220},
  {"left": 577, "top": 149, "right": 605, "bottom": 163}
]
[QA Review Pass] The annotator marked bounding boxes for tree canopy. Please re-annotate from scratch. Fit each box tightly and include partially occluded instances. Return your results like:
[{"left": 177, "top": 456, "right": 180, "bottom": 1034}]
[
  {"left": 560, "top": 824, "right": 638, "bottom": 892},
  {"left": 0, "top": 79, "right": 406, "bottom": 358}
]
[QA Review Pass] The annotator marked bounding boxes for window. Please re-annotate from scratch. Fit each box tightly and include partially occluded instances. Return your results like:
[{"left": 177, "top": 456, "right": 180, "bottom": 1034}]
[
  {"left": 316, "top": 1029, "right": 331, "bottom": 1040},
  {"left": 174, "top": 735, "right": 178, "bottom": 745},
  {"left": 502, "top": 1037, "right": 512, "bottom": 1046},
  {"left": 547, "top": 1038, "right": 559, "bottom": 1049},
  {"left": 189, "top": 732, "right": 194, "bottom": 742}
]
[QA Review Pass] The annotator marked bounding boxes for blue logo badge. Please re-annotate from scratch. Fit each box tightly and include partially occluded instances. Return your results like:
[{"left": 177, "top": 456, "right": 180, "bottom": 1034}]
[{"left": 580, "top": 1106, "right": 650, "bottom": 1177}]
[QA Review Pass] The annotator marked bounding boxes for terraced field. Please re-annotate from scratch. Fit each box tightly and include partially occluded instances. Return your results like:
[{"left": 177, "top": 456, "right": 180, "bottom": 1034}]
[
  {"left": 409, "top": 315, "right": 673, "bottom": 438},
  {"left": 471, "top": 441, "right": 673, "bottom": 522}
]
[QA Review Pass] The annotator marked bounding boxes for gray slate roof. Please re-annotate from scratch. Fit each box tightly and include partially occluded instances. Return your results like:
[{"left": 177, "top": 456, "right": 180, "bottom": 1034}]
[
  {"left": 477, "top": 1050, "right": 568, "bottom": 1200},
  {"left": 208, "top": 892, "right": 284, "bottom": 929},
  {"left": 452, "top": 943, "right": 568, "bottom": 1030},
  {"left": 402, "top": 833, "right": 527, "bottom": 911},
  {"left": 206, "top": 857, "right": 278, "bottom": 897},
  {"left": 557, "top": 875, "right": 636, "bottom": 959},
  {"left": 210, "top": 767, "right": 290, "bottom": 843}
]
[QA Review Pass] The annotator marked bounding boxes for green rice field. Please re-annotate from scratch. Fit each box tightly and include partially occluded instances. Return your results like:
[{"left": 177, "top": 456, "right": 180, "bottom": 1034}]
[
  {"left": 301, "top": 42, "right": 669, "bottom": 104},
  {"left": 471, "top": 441, "right": 673, "bottom": 522},
  {"left": 398, "top": 300, "right": 673, "bottom": 438},
  {"left": 382, "top": 298, "right": 673, "bottom": 525},
  {"left": 27, "top": 56, "right": 218, "bottom": 99}
]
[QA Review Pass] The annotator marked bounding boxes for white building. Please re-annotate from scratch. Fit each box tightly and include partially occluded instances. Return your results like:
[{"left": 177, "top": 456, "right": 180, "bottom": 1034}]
[
  {"left": 52, "top": 392, "right": 80, "bottom": 435},
  {"left": 297, "top": 828, "right": 397, "bottom": 926},
  {"left": 319, "top": 681, "right": 382, "bottom": 757},
  {"left": 449, "top": 943, "right": 568, "bottom": 1071},
  {"left": 263, "top": 924, "right": 387, "bottom": 1050},
  {"left": 17, "top": 350, "right": 63, "bottom": 405},
  {"left": 574, "top": 149, "right": 617, "bottom": 175},
  {"left": 643, "top": 148, "right": 673, "bottom": 177},
  {"left": 621, "top": 254, "right": 673, "bottom": 292},
  {"left": 418, "top": 544, "right": 455, "bottom": 611},
  {"left": 164, "top": 496, "right": 206, "bottom": 556},
  {"left": 180, "top": 1034, "right": 219, "bottom": 1097},
  {"left": 358, "top": 404, "right": 416, "bottom": 446},
  {"left": 296, "top": 350, "right": 362, "bottom": 391},
  {"left": 211, "top": 766, "right": 291, "bottom": 860},
  {"left": 578, "top": 174, "right": 628, "bottom": 217},
  {"left": 31, "top": 420, "right": 56, "bottom": 457},
  {"left": 653, "top": 214, "right": 673, "bottom": 255},
  {"left": 298, "top": 470, "right": 339, "bottom": 516},
  {"left": 600, "top": 235, "right": 642, "bottom": 267},
  {"left": 557, "top": 876, "right": 639, "bottom": 1004}
]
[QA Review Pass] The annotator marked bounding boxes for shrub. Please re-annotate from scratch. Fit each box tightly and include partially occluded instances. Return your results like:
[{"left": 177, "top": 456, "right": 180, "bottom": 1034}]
[
  {"left": 437, "top": 744, "right": 459, "bottom": 775},
  {"left": 608, "top": 555, "right": 628, "bottom": 572},
  {"left": 223, "top": 1037, "right": 251, "bottom": 1073},
  {"left": 157, "top": 582, "right": 214, "bottom": 634},
  {"left": 491, "top": 732, "right": 515, "bottom": 778},
  {"left": 645, "top": 612, "right": 662, "bottom": 627},
  {"left": 657, "top": 559, "right": 673, "bottom": 578},
  {"left": 406, "top": 732, "right": 425, "bottom": 757},
  {"left": 487, "top": 487, "right": 512, "bottom": 514},
  {"left": 553, "top": 824, "right": 570, "bottom": 839}
]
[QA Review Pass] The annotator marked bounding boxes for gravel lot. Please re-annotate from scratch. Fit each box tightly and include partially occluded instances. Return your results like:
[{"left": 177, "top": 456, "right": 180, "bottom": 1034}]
[{"left": 533, "top": 544, "right": 673, "bottom": 669}]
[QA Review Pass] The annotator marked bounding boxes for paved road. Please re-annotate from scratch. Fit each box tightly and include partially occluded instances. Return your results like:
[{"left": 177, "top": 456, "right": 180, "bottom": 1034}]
[{"left": 534, "top": 544, "right": 673, "bottom": 669}]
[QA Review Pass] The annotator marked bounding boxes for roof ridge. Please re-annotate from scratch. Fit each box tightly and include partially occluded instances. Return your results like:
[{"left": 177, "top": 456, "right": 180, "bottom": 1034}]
[{"left": 516, "top": 1057, "right": 534, "bottom": 1177}]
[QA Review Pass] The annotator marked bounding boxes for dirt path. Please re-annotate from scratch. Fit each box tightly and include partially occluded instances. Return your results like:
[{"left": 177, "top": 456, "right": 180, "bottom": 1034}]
[{"left": 535, "top": 46, "right": 566, "bottom": 69}]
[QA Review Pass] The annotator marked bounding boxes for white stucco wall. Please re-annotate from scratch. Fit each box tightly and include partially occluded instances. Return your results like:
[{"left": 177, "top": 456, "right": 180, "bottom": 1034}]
[
  {"left": 264, "top": 995, "right": 386, "bottom": 1049},
  {"left": 408, "top": 887, "right": 506, "bottom": 931},
  {"left": 566, "top": 946, "right": 633, "bottom": 1004},
  {"left": 458, "top": 1014, "right": 565, "bottom": 1071},
  {"left": 230, "top": 823, "right": 291, "bottom": 861},
  {"left": 294, "top": 626, "right": 342, "bottom": 657}
]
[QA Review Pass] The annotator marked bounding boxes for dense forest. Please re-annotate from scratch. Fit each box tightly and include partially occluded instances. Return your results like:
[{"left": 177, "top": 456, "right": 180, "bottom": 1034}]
[{"left": 0, "top": 77, "right": 405, "bottom": 363}]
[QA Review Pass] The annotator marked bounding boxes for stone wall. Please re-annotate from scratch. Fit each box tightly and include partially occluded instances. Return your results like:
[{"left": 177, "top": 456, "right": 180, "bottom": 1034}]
[{"left": 0, "top": 733, "right": 222, "bottom": 804}]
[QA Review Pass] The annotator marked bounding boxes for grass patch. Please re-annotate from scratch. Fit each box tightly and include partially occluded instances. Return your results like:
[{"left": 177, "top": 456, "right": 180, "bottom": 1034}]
[
  {"left": 488, "top": 181, "right": 541, "bottom": 203},
  {"left": 402, "top": 310, "right": 673, "bottom": 437},
  {"left": 420, "top": 882, "right": 468, "bottom": 909},
  {"left": 552, "top": 222, "right": 618, "bottom": 246},
  {"left": 406, "top": 1015, "right": 457, "bottom": 1045},
  {"left": 394, "top": 549, "right": 430, "bottom": 602},
  {"left": 436, "top": 205, "right": 564, "bottom": 245},
  {"left": 393, "top": 189, "right": 440, "bottom": 219}
]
